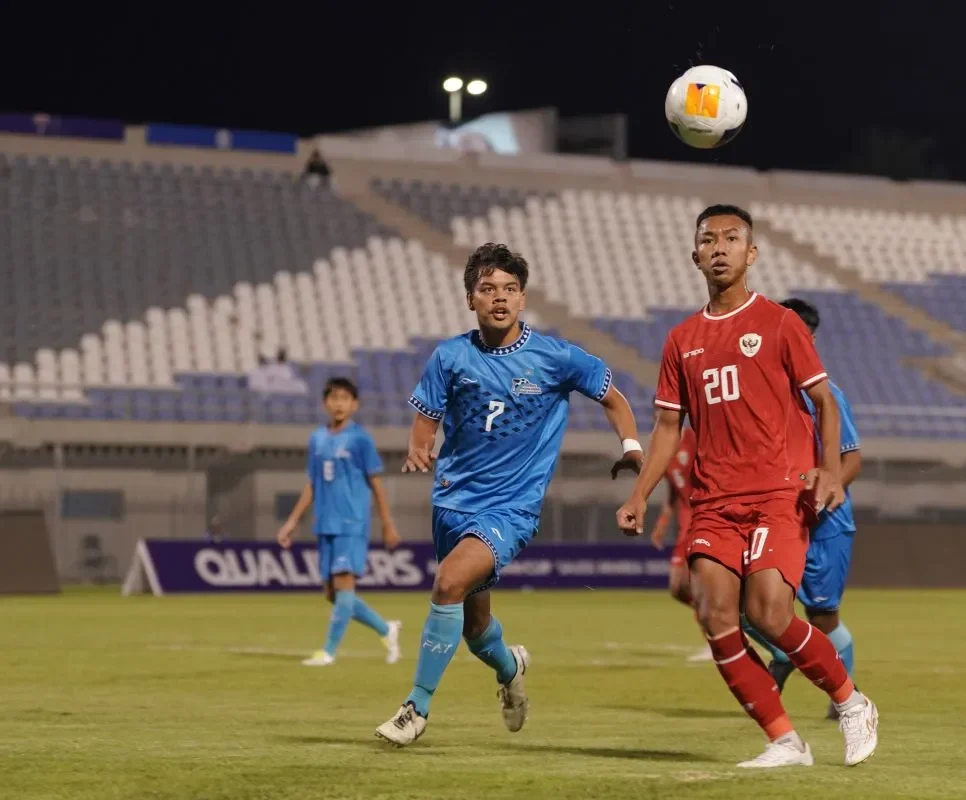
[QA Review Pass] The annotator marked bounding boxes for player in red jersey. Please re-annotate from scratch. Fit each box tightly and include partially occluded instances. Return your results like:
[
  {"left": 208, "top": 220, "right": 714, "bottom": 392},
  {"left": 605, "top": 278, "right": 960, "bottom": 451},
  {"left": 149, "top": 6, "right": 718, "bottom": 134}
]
[
  {"left": 618, "top": 205, "right": 878, "bottom": 768},
  {"left": 653, "top": 424, "right": 697, "bottom": 598},
  {"left": 651, "top": 425, "right": 712, "bottom": 662}
]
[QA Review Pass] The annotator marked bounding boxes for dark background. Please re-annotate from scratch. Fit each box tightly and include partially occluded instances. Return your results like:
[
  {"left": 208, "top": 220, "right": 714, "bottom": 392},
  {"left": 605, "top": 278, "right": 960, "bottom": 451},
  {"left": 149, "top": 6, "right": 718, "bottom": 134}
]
[{"left": 2, "top": 1, "right": 960, "bottom": 180}]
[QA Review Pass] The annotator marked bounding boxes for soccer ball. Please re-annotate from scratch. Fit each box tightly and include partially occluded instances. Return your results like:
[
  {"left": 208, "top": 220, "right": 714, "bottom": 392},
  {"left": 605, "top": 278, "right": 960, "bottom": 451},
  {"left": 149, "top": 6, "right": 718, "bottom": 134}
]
[{"left": 665, "top": 65, "right": 747, "bottom": 149}]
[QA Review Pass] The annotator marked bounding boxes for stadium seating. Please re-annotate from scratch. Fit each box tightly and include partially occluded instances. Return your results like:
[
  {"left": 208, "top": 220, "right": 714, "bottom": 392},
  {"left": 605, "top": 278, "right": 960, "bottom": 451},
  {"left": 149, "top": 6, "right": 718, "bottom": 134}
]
[
  {"left": 2, "top": 156, "right": 657, "bottom": 428},
  {"left": 372, "top": 178, "right": 966, "bottom": 438},
  {"left": 753, "top": 202, "right": 966, "bottom": 333},
  {"left": 3, "top": 157, "right": 964, "bottom": 437}
]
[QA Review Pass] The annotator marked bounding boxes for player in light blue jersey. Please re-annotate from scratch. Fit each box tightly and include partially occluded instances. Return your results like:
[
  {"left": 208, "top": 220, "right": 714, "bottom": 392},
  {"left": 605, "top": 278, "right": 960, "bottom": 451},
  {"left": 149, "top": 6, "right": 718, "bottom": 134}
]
[
  {"left": 376, "top": 243, "right": 644, "bottom": 746},
  {"left": 278, "top": 377, "right": 403, "bottom": 667},
  {"left": 744, "top": 299, "right": 862, "bottom": 719}
]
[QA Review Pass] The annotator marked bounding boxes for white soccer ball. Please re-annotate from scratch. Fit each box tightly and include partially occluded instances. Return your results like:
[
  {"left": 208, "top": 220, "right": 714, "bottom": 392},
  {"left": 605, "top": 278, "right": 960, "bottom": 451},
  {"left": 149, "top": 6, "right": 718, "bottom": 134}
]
[{"left": 665, "top": 65, "right": 747, "bottom": 149}]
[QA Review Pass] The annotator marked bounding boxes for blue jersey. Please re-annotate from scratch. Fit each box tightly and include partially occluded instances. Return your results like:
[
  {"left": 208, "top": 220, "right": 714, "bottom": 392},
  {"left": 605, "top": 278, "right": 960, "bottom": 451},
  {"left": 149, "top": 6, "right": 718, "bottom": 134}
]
[
  {"left": 307, "top": 421, "right": 384, "bottom": 537},
  {"left": 409, "top": 322, "right": 612, "bottom": 516},
  {"left": 803, "top": 380, "right": 859, "bottom": 539}
]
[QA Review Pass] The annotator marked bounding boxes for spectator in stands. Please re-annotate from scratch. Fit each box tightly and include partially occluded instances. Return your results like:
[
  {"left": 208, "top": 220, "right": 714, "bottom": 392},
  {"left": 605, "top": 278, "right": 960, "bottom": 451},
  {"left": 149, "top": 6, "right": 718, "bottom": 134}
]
[
  {"left": 248, "top": 349, "right": 308, "bottom": 396},
  {"left": 205, "top": 516, "right": 225, "bottom": 543},
  {"left": 303, "top": 148, "right": 331, "bottom": 188}
]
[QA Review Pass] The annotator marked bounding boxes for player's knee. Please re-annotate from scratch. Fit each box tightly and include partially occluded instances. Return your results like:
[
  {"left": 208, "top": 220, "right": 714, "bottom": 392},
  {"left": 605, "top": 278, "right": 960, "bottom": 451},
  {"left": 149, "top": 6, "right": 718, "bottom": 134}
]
[
  {"left": 696, "top": 598, "right": 737, "bottom": 636},
  {"left": 668, "top": 570, "right": 692, "bottom": 605},
  {"left": 744, "top": 597, "right": 793, "bottom": 640},
  {"left": 432, "top": 569, "right": 470, "bottom": 605},
  {"left": 806, "top": 608, "right": 838, "bottom": 634}
]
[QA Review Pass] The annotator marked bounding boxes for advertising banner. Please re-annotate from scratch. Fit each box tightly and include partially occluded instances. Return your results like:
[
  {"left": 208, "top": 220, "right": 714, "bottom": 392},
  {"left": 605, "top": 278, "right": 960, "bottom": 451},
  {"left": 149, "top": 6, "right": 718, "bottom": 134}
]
[
  {"left": 122, "top": 539, "right": 669, "bottom": 595},
  {"left": 0, "top": 112, "right": 124, "bottom": 140},
  {"left": 146, "top": 123, "right": 297, "bottom": 154}
]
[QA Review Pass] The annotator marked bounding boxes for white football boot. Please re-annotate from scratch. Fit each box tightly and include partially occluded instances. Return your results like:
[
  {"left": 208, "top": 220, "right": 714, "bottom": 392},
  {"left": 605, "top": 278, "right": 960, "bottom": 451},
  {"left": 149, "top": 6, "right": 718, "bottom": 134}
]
[
  {"left": 382, "top": 620, "right": 402, "bottom": 665},
  {"left": 498, "top": 645, "right": 531, "bottom": 732},
  {"left": 375, "top": 703, "right": 427, "bottom": 747},
  {"left": 737, "top": 738, "right": 814, "bottom": 769},
  {"left": 839, "top": 695, "right": 879, "bottom": 766},
  {"left": 301, "top": 650, "right": 335, "bottom": 667}
]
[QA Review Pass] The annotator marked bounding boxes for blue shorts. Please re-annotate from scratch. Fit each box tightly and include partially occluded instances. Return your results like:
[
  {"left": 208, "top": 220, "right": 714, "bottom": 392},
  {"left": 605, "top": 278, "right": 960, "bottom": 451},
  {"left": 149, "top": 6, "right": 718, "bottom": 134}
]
[
  {"left": 317, "top": 534, "right": 368, "bottom": 581},
  {"left": 431, "top": 507, "right": 539, "bottom": 595},
  {"left": 797, "top": 532, "right": 854, "bottom": 611}
]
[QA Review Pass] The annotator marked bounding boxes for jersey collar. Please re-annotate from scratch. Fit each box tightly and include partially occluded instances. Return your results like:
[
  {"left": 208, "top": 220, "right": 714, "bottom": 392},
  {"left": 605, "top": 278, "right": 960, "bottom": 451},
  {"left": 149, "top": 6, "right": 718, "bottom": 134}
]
[
  {"left": 702, "top": 292, "right": 759, "bottom": 321},
  {"left": 472, "top": 321, "right": 532, "bottom": 356}
]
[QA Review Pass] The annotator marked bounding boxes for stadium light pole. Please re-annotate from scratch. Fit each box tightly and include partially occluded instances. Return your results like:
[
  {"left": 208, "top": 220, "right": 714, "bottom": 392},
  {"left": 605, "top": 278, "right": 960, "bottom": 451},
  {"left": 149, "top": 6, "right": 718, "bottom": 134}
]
[{"left": 442, "top": 77, "right": 488, "bottom": 124}]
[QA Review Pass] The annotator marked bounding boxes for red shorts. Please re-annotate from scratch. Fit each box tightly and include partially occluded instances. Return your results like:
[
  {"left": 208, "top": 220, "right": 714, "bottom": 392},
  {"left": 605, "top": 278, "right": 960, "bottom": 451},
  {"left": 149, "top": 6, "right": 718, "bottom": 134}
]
[
  {"left": 669, "top": 506, "right": 692, "bottom": 567},
  {"left": 686, "top": 494, "right": 810, "bottom": 588}
]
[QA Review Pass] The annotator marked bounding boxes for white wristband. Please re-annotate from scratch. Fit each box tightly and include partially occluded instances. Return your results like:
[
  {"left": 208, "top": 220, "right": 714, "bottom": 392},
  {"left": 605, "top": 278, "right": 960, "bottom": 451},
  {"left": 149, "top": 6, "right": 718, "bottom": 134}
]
[{"left": 621, "top": 438, "right": 643, "bottom": 454}]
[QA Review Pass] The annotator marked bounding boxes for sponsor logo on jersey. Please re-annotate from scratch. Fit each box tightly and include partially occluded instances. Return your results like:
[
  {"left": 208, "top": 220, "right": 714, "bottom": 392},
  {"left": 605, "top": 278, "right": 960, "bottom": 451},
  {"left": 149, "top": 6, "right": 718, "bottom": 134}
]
[
  {"left": 682, "top": 347, "right": 705, "bottom": 359},
  {"left": 511, "top": 377, "right": 543, "bottom": 395},
  {"left": 459, "top": 376, "right": 479, "bottom": 385},
  {"left": 334, "top": 447, "right": 351, "bottom": 459},
  {"left": 739, "top": 333, "right": 762, "bottom": 357},
  {"left": 677, "top": 450, "right": 689, "bottom": 465}
]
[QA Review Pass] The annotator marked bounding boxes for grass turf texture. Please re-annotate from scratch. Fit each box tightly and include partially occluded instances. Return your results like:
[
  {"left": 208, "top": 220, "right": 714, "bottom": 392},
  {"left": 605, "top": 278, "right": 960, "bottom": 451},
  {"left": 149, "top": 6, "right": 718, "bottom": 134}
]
[{"left": 3, "top": 587, "right": 965, "bottom": 799}]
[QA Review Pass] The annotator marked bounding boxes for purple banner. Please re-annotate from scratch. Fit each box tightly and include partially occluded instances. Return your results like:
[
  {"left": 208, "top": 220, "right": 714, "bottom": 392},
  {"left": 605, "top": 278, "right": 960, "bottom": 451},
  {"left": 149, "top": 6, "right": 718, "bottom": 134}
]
[
  {"left": 0, "top": 112, "right": 125, "bottom": 141},
  {"left": 123, "top": 539, "right": 670, "bottom": 595}
]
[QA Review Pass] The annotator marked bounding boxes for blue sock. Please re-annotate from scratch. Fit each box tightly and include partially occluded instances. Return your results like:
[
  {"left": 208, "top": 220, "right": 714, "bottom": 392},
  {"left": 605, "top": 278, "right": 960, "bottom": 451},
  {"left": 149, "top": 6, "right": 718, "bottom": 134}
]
[
  {"left": 351, "top": 595, "right": 390, "bottom": 638},
  {"left": 405, "top": 602, "right": 464, "bottom": 717},
  {"left": 827, "top": 622, "right": 855, "bottom": 676},
  {"left": 323, "top": 590, "right": 355, "bottom": 656},
  {"left": 741, "top": 615, "right": 789, "bottom": 663},
  {"left": 465, "top": 616, "right": 517, "bottom": 684}
]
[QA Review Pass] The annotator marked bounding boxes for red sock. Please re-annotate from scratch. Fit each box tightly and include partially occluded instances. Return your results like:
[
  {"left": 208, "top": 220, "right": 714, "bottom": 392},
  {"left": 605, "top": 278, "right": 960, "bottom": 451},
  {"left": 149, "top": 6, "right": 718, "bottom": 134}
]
[
  {"left": 773, "top": 616, "right": 853, "bottom": 702},
  {"left": 708, "top": 629, "right": 791, "bottom": 738}
]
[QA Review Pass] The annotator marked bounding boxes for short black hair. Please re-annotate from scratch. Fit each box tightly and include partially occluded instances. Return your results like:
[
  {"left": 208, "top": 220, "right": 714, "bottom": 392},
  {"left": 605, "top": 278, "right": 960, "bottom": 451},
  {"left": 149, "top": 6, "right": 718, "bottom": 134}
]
[
  {"left": 464, "top": 242, "right": 529, "bottom": 294},
  {"left": 696, "top": 204, "right": 753, "bottom": 231},
  {"left": 323, "top": 377, "right": 359, "bottom": 399},
  {"left": 781, "top": 298, "right": 821, "bottom": 333}
]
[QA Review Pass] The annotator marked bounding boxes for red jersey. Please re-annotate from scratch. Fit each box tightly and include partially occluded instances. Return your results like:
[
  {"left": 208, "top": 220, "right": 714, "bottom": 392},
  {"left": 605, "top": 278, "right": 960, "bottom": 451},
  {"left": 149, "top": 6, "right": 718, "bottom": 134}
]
[
  {"left": 654, "top": 293, "right": 825, "bottom": 507},
  {"left": 664, "top": 426, "right": 697, "bottom": 514}
]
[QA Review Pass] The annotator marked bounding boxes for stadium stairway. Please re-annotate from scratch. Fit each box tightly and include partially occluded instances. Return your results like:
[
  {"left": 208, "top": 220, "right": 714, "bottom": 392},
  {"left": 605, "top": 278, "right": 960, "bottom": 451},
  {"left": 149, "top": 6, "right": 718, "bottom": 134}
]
[
  {"left": 756, "top": 220, "right": 966, "bottom": 397},
  {"left": 335, "top": 171, "right": 661, "bottom": 386}
]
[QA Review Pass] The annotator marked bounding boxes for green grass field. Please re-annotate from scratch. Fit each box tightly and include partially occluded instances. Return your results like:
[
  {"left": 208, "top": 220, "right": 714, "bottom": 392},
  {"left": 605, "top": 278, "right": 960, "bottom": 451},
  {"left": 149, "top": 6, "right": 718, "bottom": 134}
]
[{"left": 3, "top": 587, "right": 966, "bottom": 799}]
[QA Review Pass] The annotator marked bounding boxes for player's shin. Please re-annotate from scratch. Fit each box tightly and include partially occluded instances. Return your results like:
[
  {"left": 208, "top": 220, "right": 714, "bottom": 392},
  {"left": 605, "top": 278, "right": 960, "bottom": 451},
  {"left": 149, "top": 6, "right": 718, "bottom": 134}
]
[
  {"left": 351, "top": 595, "right": 390, "bottom": 637},
  {"left": 465, "top": 616, "right": 517, "bottom": 683},
  {"left": 708, "top": 628, "right": 793, "bottom": 740},
  {"left": 826, "top": 622, "right": 855, "bottom": 676},
  {"left": 772, "top": 616, "right": 856, "bottom": 704},
  {"left": 322, "top": 590, "right": 355, "bottom": 656},
  {"left": 405, "top": 602, "right": 464, "bottom": 716},
  {"left": 741, "top": 614, "right": 788, "bottom": 663}
]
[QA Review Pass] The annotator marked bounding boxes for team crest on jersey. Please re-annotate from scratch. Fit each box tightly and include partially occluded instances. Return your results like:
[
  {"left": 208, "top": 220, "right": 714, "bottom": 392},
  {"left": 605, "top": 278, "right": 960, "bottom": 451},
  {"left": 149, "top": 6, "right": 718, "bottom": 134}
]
[
  {"left": 739, "top": 333, "right": 762, "bottom": 358},
  {"left": 511, "top": 377, "right": 543, "bottom": 395}
]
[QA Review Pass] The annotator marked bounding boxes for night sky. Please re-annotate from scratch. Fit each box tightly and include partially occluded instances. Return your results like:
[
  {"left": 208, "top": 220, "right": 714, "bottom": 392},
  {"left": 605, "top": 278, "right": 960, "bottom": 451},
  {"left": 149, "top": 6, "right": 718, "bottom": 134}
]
[{"left": 3, "top": 2, "right": 962, "bottom": 180}]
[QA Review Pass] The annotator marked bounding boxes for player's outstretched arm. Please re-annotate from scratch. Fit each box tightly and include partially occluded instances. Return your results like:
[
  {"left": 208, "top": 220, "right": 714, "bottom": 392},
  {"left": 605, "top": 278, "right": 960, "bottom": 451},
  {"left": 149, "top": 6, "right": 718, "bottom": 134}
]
[
  {"left": 599, "top": 386, "right": 644, "bottom": 478},
  {"left": 403, "top": 413, "right": 439, "bottom": 474},
  {"left": 277, "top": 482, "right": 313, "bottom": 548},
  {"left": 804, "top": 381, "right": 845, "bottom": 512},
  {"left": 616, "top": 408, "right": 683, "bottom": 536},
  {"left": 368, "top": 475, "right": 401, "bottom": 550}
]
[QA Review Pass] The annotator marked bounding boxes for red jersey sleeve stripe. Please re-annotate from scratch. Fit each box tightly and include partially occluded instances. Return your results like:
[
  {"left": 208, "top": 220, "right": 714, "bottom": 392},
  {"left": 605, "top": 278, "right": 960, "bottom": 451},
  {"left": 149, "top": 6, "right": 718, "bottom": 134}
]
[
  {"left": 798, "top": 371, "right": 828, "bottom": 389},
  {"left": 655, "top": 398, "right": 683, "bottom": 410}
]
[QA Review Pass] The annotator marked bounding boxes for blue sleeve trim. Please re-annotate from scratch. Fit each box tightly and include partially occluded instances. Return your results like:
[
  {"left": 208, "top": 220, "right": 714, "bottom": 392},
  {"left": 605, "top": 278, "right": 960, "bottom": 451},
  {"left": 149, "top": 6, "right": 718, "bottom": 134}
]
[
  {"left": 408, "top": 395, "right": 444, "bottom": 421},
  {"left": 593, "top": 368, "right": 613, "bottom": 403},
  {"left": 840, "top": 442, "right": 861, "bottom": 454}
]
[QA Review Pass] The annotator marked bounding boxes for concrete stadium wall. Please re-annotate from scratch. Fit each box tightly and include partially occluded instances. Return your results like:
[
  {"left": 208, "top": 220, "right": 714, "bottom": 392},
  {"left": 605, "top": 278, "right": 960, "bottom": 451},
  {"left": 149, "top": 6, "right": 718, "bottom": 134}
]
[
  {"left": 851, "top": 523, "right": 966, "bottom": 588},
  {"left": 0, "top": 468, "right": 206, "bottom": 582}
]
